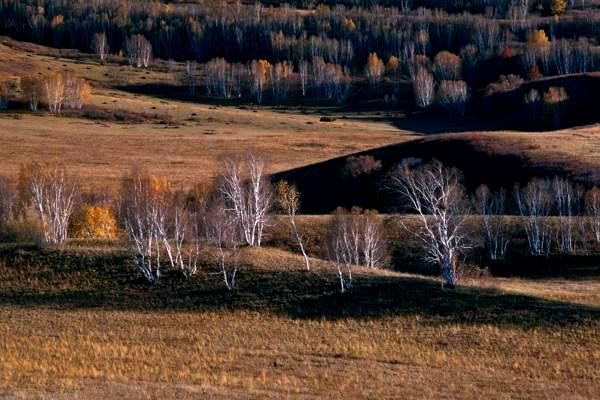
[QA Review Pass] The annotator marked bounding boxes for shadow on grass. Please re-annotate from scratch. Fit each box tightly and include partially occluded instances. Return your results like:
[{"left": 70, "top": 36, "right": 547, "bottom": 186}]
[{"left": 0, "top": 245, "right": 598, "bottom": 328}]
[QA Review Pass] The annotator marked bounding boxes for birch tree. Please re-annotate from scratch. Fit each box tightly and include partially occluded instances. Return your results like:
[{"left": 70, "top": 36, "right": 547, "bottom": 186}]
[
  {"left": 220, "top": 155, "right": 272, "bottom": 247},
  {"left": 206, "top": 198, "right": 239, "bottom": 290},
  {"left": 21, "top": 76, "right": 43, "bottom": 112},
  {"left": 389, "top": 159, "right": 470, "bottom": 288},
  {"left": 324, "top": 212, "right": 355, "bottom": 293},
  {"left": 552, "top": 177, "right": 584, "bottom": 254},
  {"left": 21, "top": 161, "right": 78, "bottom": 245},
  {"left": 276, "top": 180, "right": 310, "bottom": 270},
  {"left": 126, "top": 34, "right": 152, "bottom": 68},
  {"left": 205, "top": 58, "right": 242, "bottom": 99},
  {"left": 0, "top": 176, "right": 15, "bottom": 224},
  {"left": 473, "top": 185, "right": 511, "bottom": 260},
  {"left": 270, "top": 61, "right": 292, "bottom": 103},
  {"left": 437, "top": 80, "right": 469, "bottom": 116},
  {"left": 249, "top": 59, "right": 271, "bottom": 104},
  {"left": 585, "top": 187, "right": 600, "bottom": 243},
  {"left": 298, "top": 59, "right": 309, "bottom": 97},
  {"left": 514, "top": 178, "right": 553, "bottom": 256},
  {"left": 412, "top": 66, "right": 435, "bottom": 108},
  {"left": 92, "top": 32, "right": 109, "bottom": 63},
  {"left": 119, "top": 168, "right": 167, "bottom": 283},
  {"left": 44, "top": 73, "right": 65, "bottom": 113},
  {"left": 179, "top": 61, "right": 199, "bottom": 95},
  {"left": 360, "top": 211, "right": 385, "bottom": 269}
]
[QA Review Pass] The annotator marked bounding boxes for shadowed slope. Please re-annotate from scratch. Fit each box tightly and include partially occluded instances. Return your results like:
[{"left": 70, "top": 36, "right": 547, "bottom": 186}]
[
  {"left": 272, "top": 128, "right": 600, "bottom": 213},
  {"left": 0, "top": 245, "right": 597, "bottom": 328}
]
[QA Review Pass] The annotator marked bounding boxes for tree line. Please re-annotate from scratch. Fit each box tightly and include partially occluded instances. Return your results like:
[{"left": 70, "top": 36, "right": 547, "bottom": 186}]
[
  {"left": 1, "top": 156, "right": 600, "bottom": 291},
  {"left": 0, "top": 1, "right": 597, "bottom": 85}
]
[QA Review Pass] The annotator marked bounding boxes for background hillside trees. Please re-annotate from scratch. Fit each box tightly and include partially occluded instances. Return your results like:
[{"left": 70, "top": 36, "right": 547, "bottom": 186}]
[
  {"left": 126, "top": 34, "right": 152, "bottom": 68},
  {"left": 91, "top": 32, "right": 109, "bottom": 63}
]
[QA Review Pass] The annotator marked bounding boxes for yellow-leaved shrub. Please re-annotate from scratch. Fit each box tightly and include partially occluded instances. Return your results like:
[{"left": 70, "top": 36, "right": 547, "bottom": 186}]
[{"left": 70, "top": 206, "right": 118, "bottom": 240}]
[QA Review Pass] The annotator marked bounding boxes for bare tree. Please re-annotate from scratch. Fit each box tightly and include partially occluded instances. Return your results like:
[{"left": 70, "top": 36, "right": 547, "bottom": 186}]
[
  {"left": 179, "top": 61, "right": 199, "bottom": 95},
  {"left": 552, "top": 39, "right": 573, "bottom": 75},
  {"left": 311, "top": 57, "right": 351, "bottom": 103},
  {"left": 22, "top": 161, "right": 78, "bottom": 245},
  {"left": 276, "top": 180, "right": 310, "bottom": 270},
  {"left": 360, "top": 211, "right": 385, "bottom": 269},
  {"left": 508, "top": 0, "right": 529, "bottom": 31},
  {"left": 437, "top": 80, "right": 469, "bottom": 116},
  {"left": 573, "top": 37, "right": 592, "bottom": 73},
  {"left": 126, "top": 34, "right": 152, "bottom": 68},
  {"left": 175, "top": 208, "right": 202, "bottom": 278},
  {"left": 552, "top": 177, "right": 585, "bottom": 254},
  {"left": 514, "top": 178, "right": 553, "bottom": 256},
  {"left": 206, "top": 198, "right": 239, "bottom": 290},
  {"left": 156, "top": 200, "right": 202, "bottom": 279},
  {"left": 270, "top": 61, "right": 292, "bottom": 103},
  {"left": 44, "top": 73, "right": 65, "bottom": 113},
  {"left": 92, "top": 32, "right": 109, "bottom": 63},
  {"left": 119, "top": 168, "right": 167, "bottom": 283},
  {"left": 412, "top": 66, "right": 435, "bottom": 108},
  {"left": 205, "top": 58, "right": 242, "bottom": 99},
  {"left": 474, "top": 185, "right": 511, "bottom": 260},
  {"left": 21, "top": 76, "right": 43, "bottom": 112},
  {"left": 298, "top": 59, "right": 309, "bottom": 97},
  {"left": 585, "top": 187, "right": 600, "bottom": 243},
  {"left": 324, "top": 212, "right": 355, "bottom": 293},
  {"left": 0, "top": 176, "right": 15, "bottom": 224},
  {"left": 220, "top": 155, "right": 272, "bottom": 247},
  {"left": 399, "top": 0, "right": 414, "bottom": 13},
  {"left": 63, "top": 73, "right": 90, "bottom": 110},
  {"left": 389, "top": 159, "right": 470, "bottom": 288}
]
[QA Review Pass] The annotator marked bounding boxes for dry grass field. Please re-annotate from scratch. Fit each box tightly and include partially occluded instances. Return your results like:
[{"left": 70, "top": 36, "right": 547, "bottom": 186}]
[
  {"left": 0, "top": 36, "right": 599, "bottom": 194},
  {"left": 0, "top": 244, "right": 598, "bottom": 399},
  {"left": 0, "top": 38, "right": 408, "bottom": 189}
]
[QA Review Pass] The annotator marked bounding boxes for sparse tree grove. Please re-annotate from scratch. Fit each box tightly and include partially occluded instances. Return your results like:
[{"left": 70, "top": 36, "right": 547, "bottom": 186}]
[
  {"left": 0, "top": 1, "right": 599, "bottom": 293},
  {"left": 1, "top": 155, "right": 600, "bottom": 290}
]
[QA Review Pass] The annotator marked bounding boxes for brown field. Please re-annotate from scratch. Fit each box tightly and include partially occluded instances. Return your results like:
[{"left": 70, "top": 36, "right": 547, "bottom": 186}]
[
  {"left": 1, "top": 36, "right": 599, "bottom": 194},
  {"left": 0, "top": 244, "right": 598, "bottom": 399}
]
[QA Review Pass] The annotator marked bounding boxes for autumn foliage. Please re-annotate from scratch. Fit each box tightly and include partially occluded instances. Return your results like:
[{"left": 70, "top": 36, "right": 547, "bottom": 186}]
[{"left": 70, "top": 206, "right": 118, "bottom": 240}]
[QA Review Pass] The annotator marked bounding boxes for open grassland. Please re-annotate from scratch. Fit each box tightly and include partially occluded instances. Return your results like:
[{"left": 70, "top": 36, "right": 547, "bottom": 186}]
[
  {"left": 0, "top": 106, "right": 406, "bottom": 191},
  {"left": 0, "top": 37, "right": 599, "bottom": 195},
  {"left": 0, "top": 244, "right": 598, "bottom": 399}
]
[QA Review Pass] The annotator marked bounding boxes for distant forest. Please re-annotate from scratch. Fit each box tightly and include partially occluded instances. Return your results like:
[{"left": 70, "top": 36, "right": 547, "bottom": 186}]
[
  {"left": 0, "top": 1, "right": 597, "bottom": 73},
  {"left": 0, "top": 1, "right": 599, "bottom": 125}
]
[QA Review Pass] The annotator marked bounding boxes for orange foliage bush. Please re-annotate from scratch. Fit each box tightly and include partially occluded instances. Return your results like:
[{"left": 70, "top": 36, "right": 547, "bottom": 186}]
[{"left": 70, "top": 206, "right": 118, "bottom": 240}]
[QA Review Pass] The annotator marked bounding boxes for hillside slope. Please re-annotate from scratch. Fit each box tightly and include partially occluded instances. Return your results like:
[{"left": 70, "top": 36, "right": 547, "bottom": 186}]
[{"left": 274, "top": 127, "right": 600, "bottom": 213}]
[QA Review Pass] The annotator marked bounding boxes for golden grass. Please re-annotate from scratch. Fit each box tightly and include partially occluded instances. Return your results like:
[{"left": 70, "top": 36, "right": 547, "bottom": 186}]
[
  {"left": 0, "top": 245, "right": 598, "bottom": 399},
  {"left": 1, "top": 35, "right": 599, "bottom": 194}
]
